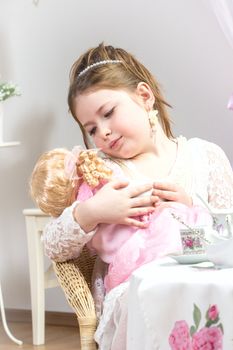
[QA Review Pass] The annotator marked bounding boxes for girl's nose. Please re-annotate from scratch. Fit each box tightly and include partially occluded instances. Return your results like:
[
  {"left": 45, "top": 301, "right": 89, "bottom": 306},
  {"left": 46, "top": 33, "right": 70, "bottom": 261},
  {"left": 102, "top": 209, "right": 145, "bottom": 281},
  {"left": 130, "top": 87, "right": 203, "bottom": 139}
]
[{"left": 100, "top": 126, "right": 111, "bottom": 139}]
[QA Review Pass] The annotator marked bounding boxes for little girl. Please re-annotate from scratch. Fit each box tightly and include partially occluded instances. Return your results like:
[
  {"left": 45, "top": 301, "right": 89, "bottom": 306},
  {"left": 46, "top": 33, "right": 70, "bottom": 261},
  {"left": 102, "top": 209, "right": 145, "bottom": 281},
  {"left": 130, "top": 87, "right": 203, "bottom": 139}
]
[
  {"left": 40, "top": 43, "right": 233, "bottom": 349},
  {"left": 30, "top": 145, "right": 211, "bottom": 293}
]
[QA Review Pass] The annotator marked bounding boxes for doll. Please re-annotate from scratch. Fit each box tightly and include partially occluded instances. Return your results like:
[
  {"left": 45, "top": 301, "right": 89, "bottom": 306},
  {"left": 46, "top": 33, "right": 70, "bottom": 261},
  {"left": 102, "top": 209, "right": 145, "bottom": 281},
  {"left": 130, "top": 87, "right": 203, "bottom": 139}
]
[{"left": 30, "top": 146, "right": 112, "bottom": 217}]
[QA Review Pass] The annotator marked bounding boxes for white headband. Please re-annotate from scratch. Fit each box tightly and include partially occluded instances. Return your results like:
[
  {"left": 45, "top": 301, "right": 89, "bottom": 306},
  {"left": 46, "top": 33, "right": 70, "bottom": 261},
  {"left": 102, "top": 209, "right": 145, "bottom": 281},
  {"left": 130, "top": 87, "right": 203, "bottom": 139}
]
[{"left": 78, "top": 59, "right": 122, "bottom": 78}]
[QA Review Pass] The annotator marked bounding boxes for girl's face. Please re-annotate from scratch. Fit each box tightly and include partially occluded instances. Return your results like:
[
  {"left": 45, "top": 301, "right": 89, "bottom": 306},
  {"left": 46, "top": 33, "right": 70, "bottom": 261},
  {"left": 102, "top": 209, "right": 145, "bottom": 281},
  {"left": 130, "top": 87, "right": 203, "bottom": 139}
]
[{"left": 74, "top": 87, "right": 155, "bottom": 159}]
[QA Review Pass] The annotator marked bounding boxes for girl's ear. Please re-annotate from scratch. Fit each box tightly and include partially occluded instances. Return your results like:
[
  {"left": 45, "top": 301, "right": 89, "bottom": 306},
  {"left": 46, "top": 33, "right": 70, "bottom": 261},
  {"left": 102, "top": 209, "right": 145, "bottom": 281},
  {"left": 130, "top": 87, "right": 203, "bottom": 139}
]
[{"left": 136, "top": 82, "right": 155, "bottom": 110}]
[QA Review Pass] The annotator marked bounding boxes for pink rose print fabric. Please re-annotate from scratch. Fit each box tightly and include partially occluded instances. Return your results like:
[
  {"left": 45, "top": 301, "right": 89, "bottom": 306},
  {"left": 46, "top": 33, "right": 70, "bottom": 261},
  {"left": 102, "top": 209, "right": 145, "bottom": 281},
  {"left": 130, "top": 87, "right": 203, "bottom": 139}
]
[
  {"left": 192, "top": 327, "right": 223, "bottom": 350},
  {"left": 169, "top": 321, "right": 192, "bottom": 350},
  {"left": 169, "top": 304, "right": 223, "bottom": 350},
  {"left": 208, "top": 305, "right": 219, "bottom": 322}
]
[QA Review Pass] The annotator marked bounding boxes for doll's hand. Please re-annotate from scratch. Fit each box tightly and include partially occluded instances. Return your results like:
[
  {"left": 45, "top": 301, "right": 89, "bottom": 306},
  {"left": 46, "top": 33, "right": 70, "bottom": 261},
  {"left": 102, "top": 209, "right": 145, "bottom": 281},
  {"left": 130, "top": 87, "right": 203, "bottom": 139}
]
[
  {"left": 152, "top": 182, "right": 192, "bottom": 208},
  {"left": 75, "top": 180, "right": 156, "bottom": 231}
]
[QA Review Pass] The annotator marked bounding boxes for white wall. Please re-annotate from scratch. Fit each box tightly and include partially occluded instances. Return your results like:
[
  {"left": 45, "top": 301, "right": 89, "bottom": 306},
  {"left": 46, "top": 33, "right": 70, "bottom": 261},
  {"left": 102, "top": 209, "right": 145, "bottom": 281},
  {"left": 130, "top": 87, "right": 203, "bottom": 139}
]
[{"left": 0, "top": 0, "right": 232, "bottom": 312}]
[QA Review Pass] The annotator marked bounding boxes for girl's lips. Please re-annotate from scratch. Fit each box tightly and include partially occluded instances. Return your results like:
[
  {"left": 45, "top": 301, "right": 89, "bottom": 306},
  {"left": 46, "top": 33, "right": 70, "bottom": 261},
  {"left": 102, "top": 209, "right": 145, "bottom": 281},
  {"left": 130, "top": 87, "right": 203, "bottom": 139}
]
[{"left": 109, "top": 136, "right": 122, "bottom": 149}]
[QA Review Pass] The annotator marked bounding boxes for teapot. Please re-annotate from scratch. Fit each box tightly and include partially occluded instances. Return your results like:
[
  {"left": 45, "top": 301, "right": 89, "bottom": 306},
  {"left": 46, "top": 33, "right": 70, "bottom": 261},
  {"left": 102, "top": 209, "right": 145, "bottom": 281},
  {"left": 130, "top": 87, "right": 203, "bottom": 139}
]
[
  {"left": 195, "top": 194, "right": 233, "bottom": 267},
  {"left": 205, "top": 208, "right": 233, "bottom": 267}
]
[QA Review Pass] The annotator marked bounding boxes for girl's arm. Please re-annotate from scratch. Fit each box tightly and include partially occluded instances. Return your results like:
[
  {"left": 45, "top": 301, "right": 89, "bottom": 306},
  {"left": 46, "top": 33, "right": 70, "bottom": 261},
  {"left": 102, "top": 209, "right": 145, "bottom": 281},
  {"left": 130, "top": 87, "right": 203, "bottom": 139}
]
[
  {"left": 43, "top": 201, "right": 97, "bottom": 262},
  {"left": 205, "top": 143, "right": 233, "bottom": 208},
  {"left": 43, "top": 180, "right": 155, "bottom": 262}
]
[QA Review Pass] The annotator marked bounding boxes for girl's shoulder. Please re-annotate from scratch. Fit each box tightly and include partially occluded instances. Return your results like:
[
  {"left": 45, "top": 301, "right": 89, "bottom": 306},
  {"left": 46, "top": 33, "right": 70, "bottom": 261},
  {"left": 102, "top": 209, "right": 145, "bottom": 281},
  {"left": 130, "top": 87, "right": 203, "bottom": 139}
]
[
  {"left": 187, "top": 136, "right": 218, "bottom": 148},
  {"left": 186, "top": 137, "right": 227, "bottom": 157},
  {"left": 182, "top": 137, "right": 231, "bottom": 169},
  {"left": 176, "top": 135, "right": 220, "bottom": 153}
]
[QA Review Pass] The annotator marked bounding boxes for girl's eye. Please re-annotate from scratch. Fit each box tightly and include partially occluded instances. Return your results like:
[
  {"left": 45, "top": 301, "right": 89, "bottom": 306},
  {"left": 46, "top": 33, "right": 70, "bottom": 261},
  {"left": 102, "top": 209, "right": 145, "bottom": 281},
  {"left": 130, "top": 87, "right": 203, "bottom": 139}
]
[
  {"left": 104, "top": 107, "right": 114, "bottom": 118},
  {"left": 89, "top": 126, "right": 97, "bottom": 136}
]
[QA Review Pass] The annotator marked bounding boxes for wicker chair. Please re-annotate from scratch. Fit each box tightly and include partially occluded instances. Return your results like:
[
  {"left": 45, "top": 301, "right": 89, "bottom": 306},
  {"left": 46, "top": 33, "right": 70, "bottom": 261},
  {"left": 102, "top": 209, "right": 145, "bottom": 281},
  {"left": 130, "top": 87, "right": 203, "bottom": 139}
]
[{"left": 53, "top": 247, "right": 98, "bottom": 350}]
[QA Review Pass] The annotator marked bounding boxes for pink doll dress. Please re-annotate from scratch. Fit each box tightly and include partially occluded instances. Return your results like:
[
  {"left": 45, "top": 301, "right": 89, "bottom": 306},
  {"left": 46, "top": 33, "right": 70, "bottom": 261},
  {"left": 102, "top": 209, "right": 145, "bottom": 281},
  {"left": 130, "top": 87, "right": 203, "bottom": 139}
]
[
  {"left": 104, "top": 203, "right": 212, "bottom": 291},
  {"left": 77, "top": 181, "right": 212, "bottom": 293}
]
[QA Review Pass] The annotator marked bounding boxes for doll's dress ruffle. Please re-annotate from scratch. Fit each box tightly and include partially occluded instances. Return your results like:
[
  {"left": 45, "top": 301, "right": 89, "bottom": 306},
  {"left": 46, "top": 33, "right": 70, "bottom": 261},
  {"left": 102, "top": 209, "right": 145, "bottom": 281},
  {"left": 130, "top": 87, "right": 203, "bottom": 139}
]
[{"left": 104, "top": 203, "right": 212, "bottom": 291}]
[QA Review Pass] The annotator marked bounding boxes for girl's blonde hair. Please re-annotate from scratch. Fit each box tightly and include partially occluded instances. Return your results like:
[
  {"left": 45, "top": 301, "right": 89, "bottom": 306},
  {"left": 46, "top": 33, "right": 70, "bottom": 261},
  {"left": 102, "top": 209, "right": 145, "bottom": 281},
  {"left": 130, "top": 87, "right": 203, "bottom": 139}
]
[
  {"left": 30, "top": 147, "right": 112, "bottom": 217},
  {"left": 68, "top": 42, "right": 173, "bottom": 148}
]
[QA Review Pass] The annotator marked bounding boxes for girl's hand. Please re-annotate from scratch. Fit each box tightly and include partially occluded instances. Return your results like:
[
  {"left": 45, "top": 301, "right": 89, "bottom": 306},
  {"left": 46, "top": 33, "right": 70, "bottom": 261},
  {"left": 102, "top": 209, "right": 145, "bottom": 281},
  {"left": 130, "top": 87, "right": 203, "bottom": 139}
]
[
  {"left": 74, "top": 180, "right": 156, "bottom": 232},
  {"left": 152, "top": 182, "right": 192, "bottom": 208}
]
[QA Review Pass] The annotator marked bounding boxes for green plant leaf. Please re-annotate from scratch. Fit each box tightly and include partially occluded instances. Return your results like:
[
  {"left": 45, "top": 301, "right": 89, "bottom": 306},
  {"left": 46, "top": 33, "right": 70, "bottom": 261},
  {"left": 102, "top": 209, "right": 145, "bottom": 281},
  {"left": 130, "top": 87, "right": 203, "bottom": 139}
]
[
  {"left": 0, "top": 82, "right": 21, "bottom": 102},
  {"left": 190, "top": 325, "right": 196, "bottom": 336},
  {"left": 218, "top": 323, "right": 224, "bottom": 334},
  {"left": 193, "top": 304, "right": 201, "bottom": 329},
  {"left": 205, "top": 305, "right": 210, "bottom": 321},
  {"left": 206, "top": 316, "right": 220, "bottom": 328},
  {"left": 205, "top": 320, "right": 212, "bottom": 327}
]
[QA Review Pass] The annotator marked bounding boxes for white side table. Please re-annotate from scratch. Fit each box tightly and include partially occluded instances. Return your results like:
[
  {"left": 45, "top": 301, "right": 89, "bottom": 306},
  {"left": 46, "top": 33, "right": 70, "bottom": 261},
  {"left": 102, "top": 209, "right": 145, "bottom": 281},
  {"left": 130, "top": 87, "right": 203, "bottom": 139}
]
[
  {"left": 0, "top": 142, "right": 20, "bottom": 148},
  {"left": 1, "top": 141, "right": 22, "bottom": 345},
  {"left": 23, "top": 208, "right": 58, "bottom": 345}
]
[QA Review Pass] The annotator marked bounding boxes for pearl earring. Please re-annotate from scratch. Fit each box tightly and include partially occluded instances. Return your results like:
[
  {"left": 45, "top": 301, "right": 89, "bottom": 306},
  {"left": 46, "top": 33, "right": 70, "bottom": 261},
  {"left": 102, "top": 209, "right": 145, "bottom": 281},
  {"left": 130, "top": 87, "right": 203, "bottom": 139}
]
[{"left": 148, "top": 109, "right": 159, "bottom": 132}]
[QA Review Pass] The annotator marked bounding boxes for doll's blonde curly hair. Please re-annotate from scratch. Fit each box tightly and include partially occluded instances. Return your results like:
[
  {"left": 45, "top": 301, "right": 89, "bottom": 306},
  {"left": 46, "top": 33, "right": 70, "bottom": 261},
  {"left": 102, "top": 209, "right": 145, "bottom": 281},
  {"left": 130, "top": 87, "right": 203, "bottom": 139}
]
[
  {"left": 30, "top": 148, "right": 112, "bottom": 217},
  {"left": 76, "top": 148, "right": 112, "bottom": 187}
]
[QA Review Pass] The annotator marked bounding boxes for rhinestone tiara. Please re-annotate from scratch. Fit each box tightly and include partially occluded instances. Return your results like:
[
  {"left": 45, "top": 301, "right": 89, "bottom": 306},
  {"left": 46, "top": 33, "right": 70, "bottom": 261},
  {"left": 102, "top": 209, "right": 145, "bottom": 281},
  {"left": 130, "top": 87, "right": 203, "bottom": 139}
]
[{"left": 78, "top": 59, "right": 122, "bottom": 77}]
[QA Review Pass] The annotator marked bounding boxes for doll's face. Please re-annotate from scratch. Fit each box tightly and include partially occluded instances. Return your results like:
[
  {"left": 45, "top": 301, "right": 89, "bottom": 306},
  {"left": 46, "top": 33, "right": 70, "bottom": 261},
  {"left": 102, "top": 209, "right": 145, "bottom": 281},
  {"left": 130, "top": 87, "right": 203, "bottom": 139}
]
[{"left": 74, "top": 86, "right": 155, "bottom": 159}]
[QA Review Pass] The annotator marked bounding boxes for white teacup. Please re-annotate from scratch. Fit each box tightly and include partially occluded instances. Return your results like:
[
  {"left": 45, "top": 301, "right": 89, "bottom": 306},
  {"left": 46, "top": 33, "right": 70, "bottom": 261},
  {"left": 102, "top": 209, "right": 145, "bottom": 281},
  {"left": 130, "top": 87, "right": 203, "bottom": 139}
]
[{"left": 180, "top": 227, "right": 207, "bottom": 255}]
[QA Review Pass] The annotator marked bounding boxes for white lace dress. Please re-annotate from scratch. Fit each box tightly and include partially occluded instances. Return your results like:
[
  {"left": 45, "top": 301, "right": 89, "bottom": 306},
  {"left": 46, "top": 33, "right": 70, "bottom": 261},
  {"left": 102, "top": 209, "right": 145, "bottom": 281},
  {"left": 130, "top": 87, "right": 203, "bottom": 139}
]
[{"left": 43, "top": 137, "right": 233, "bottom": 350}]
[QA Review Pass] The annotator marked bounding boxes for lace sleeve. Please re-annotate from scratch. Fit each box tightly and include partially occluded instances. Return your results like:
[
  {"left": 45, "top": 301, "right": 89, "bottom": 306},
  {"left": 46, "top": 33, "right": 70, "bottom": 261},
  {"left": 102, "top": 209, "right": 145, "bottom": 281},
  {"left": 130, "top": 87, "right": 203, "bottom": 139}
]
[
  {"left": 43, "top": 201, "right": 97, "bottom": 262},
  {"left": 206, "top": 143, "right": 233, "bottom": 208}
]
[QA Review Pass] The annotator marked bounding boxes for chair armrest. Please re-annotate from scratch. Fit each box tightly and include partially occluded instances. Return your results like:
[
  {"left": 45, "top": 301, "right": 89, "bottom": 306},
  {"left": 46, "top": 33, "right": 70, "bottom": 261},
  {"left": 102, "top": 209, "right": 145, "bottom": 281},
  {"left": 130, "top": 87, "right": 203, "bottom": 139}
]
[{"left": 53, "top": 259, "right": 97, "bottom": 350}]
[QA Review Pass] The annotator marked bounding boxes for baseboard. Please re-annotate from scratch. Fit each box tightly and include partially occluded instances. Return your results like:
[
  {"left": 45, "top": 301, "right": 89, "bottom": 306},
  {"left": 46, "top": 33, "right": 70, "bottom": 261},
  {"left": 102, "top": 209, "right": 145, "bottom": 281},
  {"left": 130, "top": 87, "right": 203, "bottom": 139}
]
[{"left": 5, "top": 309, "right": 77, "bottom": 327}]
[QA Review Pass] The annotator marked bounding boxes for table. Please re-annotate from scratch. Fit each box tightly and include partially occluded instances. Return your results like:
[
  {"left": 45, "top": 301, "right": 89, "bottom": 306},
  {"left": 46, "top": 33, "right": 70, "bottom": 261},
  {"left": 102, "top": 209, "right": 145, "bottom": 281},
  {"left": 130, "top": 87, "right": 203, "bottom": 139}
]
[
  {"left": 127, "top": 258, "right": 233, "bottom": 350},
  {"left": 1, "top": 141, "right": 22, "bottom": 345},
  {"left": 23, "top": 208, "right": 58, "bottom": 345}
]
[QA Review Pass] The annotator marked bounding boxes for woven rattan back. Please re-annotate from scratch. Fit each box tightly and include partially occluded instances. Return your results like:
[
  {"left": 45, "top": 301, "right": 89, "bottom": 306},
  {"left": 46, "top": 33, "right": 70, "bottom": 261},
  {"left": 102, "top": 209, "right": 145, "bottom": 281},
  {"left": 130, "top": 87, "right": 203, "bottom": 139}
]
[
  {"left": 73, "top": 246, "right": 97, "bottom": 289},
  {"left": 53, "top": 246, "right": 97, "bottom": 349}
]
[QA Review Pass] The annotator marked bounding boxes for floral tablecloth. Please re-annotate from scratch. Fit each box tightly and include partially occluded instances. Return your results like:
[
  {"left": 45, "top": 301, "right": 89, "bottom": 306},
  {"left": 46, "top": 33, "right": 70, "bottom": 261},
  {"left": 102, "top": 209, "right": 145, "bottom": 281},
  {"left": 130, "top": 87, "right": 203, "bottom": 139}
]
[{"left": 127, "top": 258, "right": 233, "bottom": 350}]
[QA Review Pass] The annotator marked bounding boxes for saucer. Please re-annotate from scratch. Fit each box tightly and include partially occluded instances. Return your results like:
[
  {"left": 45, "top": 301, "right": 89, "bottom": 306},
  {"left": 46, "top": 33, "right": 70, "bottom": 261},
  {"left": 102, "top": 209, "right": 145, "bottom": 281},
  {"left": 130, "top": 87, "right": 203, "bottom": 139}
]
[{"left": 170, "top": 253, "right": 209, "bottom": 264}]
